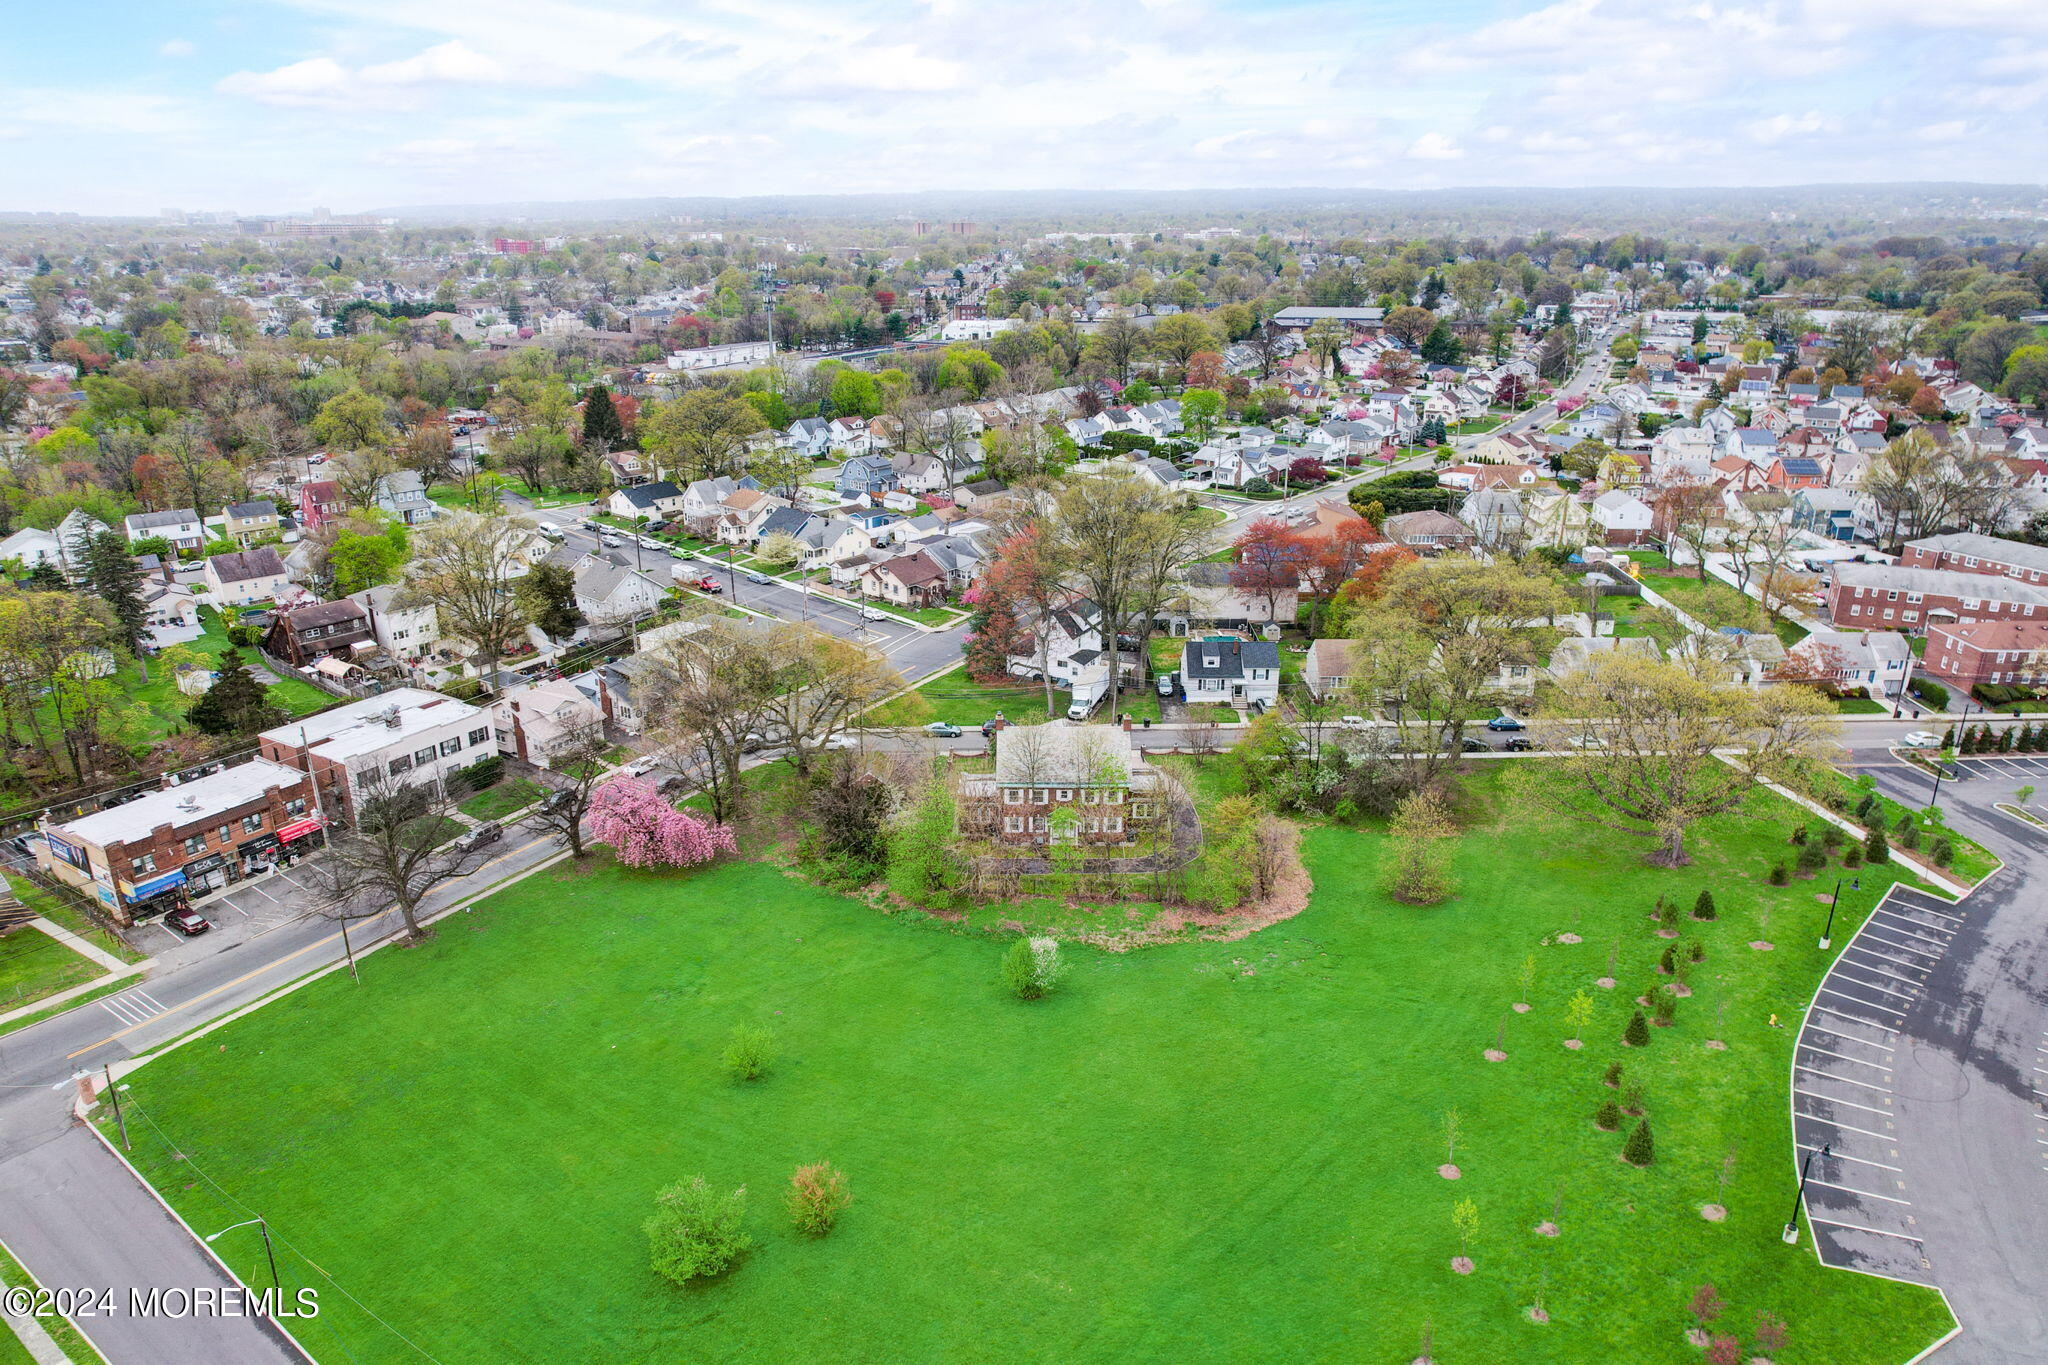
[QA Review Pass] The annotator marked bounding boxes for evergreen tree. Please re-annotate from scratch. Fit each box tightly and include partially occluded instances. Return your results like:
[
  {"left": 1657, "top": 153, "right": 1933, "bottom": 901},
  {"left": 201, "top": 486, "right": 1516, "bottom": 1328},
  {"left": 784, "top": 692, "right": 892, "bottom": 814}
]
[
  {"left": 1622, "top": 1118, "right": 1655, "bottom": 1166},
  {"left": 1898, "top": 821, "right": 1921, "bottom": 851},
  {"left": 26, "top": 560, "right": 66, "bottom": 590},
  {"left": 581, "top": 385, "right": 625, "bottom": 449},
  {"left": 1932, "top": 838, "right": 1954, "bottom": 868},
  {"left": 82, "top": 530, "right": 150, "bottom": 680},
  {"left": 1865, "top": 828, "right": 1890, "bottom": 863},
  {"left": 1796, "top": 840, "right": 1827, "bottom": 876},
  {"left": 185, "top": 648, "right": 285, "bottom": 735},
  {"left": 1602, "top": 1061, "right": 1624, "bottom": 1088},
  {"left": 1768, "top": 863, "right": 1788, "bottom": 884},
  {"left": 1593, "top": 1100, "right": 1621, "bottom": 1131},
  {"left": 1623, "top": 1010, "right": 1650, "bottom": 1047},
  {"left": 513, "top": 560, "right": 585, "bottom": 640},
  {"left": 1420, "top": 321, "right": 1463, "bottom": 366},
  {"left": 1658, "top": 945, "right": 1676, "bottom": 975}
]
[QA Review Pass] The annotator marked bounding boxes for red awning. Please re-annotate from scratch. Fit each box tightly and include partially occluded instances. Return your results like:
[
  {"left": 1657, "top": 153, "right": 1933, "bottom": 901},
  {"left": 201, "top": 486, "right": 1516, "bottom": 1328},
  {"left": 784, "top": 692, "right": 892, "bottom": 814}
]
[{"left": 277, "top": 817, "right": 325, "bottom": 843}]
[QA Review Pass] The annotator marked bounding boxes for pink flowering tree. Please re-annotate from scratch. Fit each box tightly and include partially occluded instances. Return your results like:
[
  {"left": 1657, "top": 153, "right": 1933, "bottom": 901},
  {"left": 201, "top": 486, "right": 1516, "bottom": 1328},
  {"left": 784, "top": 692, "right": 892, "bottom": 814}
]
[{"left": 587, "top": 777, "right": 738, "bottom": 870}]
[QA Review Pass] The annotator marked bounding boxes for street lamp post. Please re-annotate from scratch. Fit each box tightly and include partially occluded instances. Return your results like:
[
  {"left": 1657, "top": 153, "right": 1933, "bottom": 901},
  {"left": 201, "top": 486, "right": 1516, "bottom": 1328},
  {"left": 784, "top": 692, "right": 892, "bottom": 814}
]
[
  {"left": 1820, "top": 875, "right": 1858, "bottom": 950},
  {"left": 1783, "top": 1143, "right": 1831, "bottom": 1245},
  {"left": 205, "top": 1217, "right": 282, "bottom": 1299}
]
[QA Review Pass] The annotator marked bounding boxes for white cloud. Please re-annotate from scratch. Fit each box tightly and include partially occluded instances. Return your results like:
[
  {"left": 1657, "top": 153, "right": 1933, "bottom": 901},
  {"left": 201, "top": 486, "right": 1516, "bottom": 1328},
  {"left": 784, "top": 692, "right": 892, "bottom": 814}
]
[
  {"left": 216, "top": 57, "right": 355, "bottom": 109},
  {"left": 1407, "top": 132, "right": 1463, "bottom": 161},
  {"left": 1745, "top": 111, "right": 1838, "bottom": 144},
  {"left": 360, "top": 41, "right": 508, "bottom": 87},
  {"left": 159, "top": 38, "right": 196, "bottom": 58}
]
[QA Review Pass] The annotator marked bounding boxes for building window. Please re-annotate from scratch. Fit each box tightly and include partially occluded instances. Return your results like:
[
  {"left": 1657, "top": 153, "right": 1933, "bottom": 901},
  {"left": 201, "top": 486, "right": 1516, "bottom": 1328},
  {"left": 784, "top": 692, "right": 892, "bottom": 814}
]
[
  {"left": 440, "top": 737, "right": 462, "bottom": 757},
  {"left": 1105, "top": 789, "right": 1123, "bottom": 804},
  {"left": 1003, "top": 788, "right": 1022, "bottom": 805},
  {"left": 131, "top": 853, "right": 156, "bottom": 875},
  {"left": 1055, "top": 788, "right": 1072, "bottom": 802},
  {"left": 286, "top": 797, "right": 308, "bottom": 817},
  {"left": 389, "top": 756, "right": 413, "bottom": 776},
  {"left": 1029, "top": 816, "right": 1048, "bottom": 833},
  {"left": 1107, "top": 816, "right": 1123, "bottom": 834},
  {"left": 1083, "top": 789, "right": 1098, "bottom": 805},
  {"left": 242, "top": 813, "right": 263, "bottom": 834},
  {"left": 183, "top": 834, "right": 206, "bottom": 856},
  {"left": 1003, "top": 816, "right": 1024, "bottom": 834},
  {"left": 216, "top": 824, "right": 232, "bottom": 844},
  {"left": 414, "top": 746, "right": 437, "bottom": 766},
  {"left": 469, "top": 727, "right": 489, "bottom": 747}
]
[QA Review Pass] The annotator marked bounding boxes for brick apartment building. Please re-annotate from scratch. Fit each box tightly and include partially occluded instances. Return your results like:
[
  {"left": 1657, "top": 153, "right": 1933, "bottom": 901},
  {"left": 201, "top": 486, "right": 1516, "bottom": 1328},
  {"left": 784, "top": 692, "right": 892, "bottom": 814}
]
[
  {"left": 1899, "top": 532, "right": 2048, "bottom": 586},
  {"left": 1825, "top": 562, "right": 2048, "bottom": 635},
  {"left": 959, "top": 725, "right": 1162, "bottom": 848},
  {"left": 1924, "top": 620, "right": 2048, "bottom": 690},
  {"left": 37, "top": 759, "right": 318, "bottom": 923},
  {"left": 259, "top": 688, "right": 490, "bottom": 821}
]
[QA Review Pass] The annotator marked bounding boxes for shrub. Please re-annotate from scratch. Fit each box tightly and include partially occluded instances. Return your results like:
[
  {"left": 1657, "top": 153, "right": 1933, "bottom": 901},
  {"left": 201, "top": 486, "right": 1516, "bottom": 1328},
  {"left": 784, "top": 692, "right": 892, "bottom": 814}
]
[
  {"left": 1602, "top": 1060, "right": 1624, "bottom": 1088},
  {"left": 1788, "top": 824, "right": 1808, "bottom": 845},
  {"left": 454, "top": 754, "right": 504, "bottom": 793},
  {"left": 786, "top": 1161, "right": 852, "bottom": 1236},
  {"left": 1692, "top": 889, "right": 1716, "bottom": 921},
  {"left": 1652, "top": 992, "right": 1677, "bottom": 1026},
  {"left": 1622, "top": 1082, "right": 1645, "bottom": 1116},
  {"left": 1767, "top": 863, "right": 1788, "bottom": 885},
  {"left": 1898, "top": 821, "right": 1921, "bottom": 851},
  {"left": 1622, "top": 1010, "right": 1650, "bottom": 1047},
  {"left": 1932, "top": 838, "right": 1954, "bottom": 868},
  {"left": 1657, "top": 945, "right": 1676, "bottom": 975},
  {"left": 1622, "top": 1118, "right": 1655, "bottom": 1166},
  {"left": 1821, "top": 825, "right": 1845, "bottom": 850},
  {"left": 1242, "top": 476, "right": 1273, "bottom": 495},
  {"left": 1795, "top": 840, "right": 1827, "bottom": 876},
  {"left": 1914, "top": 679, "right": 1948, "bottom": 708},
  {"left": 645, "top": 1177, "right": 751, "bottom": 1285},
  {"left": 722, "top": 1025, "right": 776, "bottom": 1082},
  {"left": 1688, "top": 939, "right": 1705, "bottom": 964},
  {"left": 1593, "top": 1099, "right": 1621, "bottom": 1130},
  {"left": 1705, "top": 1336, "right": 1742, "bottom": 1365},
  {"left": 1844, "top": 843, "right": 1864, "bottom": 868},
  {"left": 1002, "top": 936, "right": 1066, "bottom": 1001},
  {"left": 1851, "top": 794, "right": 1878, "bottom": 821}
]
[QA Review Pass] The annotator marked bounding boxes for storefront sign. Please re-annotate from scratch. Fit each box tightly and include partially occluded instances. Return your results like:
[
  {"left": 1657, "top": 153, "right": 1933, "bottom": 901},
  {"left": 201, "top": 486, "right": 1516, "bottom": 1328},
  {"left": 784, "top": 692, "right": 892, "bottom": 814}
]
[
  {"left": 125, "top": 869, "right": 188, "bottom": 902},
  {"left": 277, "top": 817, "right": 325, "bottom": 843},
  {"left": 44, "top": 832, "right": 89, "bottom": 873}
]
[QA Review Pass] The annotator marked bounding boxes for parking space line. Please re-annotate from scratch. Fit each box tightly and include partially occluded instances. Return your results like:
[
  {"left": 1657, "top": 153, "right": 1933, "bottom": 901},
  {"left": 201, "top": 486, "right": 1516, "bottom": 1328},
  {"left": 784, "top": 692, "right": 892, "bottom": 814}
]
[
  {"left": 1795, "top": 1114, "right": 1894, "bottom": 1141},
  {"left": 1801, "top": 1144, "right": 1902, "bottom": 1172},
  {"left": 1808, "top": 1177, "right": 1912, "bottom": 1206},
  {"left": 1794, "top": 1089, "right": 1893, "bottom": 1117},
  {"left": 1825, "top": 969, "right": 1918, "bottom": 1001},
  {"left": 1840, "top": 954, "right": 1930, "bottom": 988},
  {"left": 1857, "top": 930, "right": 1946, "bottom": 960},
  {"left": 1800, "top": 1044, "right": 1893, "bottom": 1071},
  {"left": 1809, "top": 1006, "right": 1897, "bottom": 1040},
  {"left": 1890, "top": 902, "right": 1965, "bottom": 925},
  {"left": 1796, "top": 1065, "right": 1896, "bottom": 1095},
  {"left": 1807, "top": 1216, "right": 1924, "bottom": 1244},
  {"left": 1867, "top": 917, "right": 1952, "bottom": 950},
  {"left": 242, "top": 881, "right": 283, "bottom": 906},
  {"left": 1817, "top": 990, "right": 1904, "bottom": 1020}
]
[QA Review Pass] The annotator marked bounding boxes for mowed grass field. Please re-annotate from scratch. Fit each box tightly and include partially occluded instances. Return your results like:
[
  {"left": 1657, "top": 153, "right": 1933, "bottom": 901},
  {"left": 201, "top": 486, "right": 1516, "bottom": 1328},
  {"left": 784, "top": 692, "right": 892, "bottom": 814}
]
[{"left": 108, "top": 771, "right": 1950, "bottom": 1363}]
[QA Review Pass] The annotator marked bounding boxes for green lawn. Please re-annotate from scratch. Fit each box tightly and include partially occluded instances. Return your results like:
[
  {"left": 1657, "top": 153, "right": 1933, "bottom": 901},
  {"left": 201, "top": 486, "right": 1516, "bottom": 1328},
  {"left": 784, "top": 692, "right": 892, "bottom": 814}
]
[
  {"left": 3, "top": 873, "right": 143, "bottom": 965},
  {"left": 869, "top": 668, "right": 1170, "bottom": 728},
  {"left": 0, "top": 924, "right": 107, "bottom": 1017},
  {"left": 1637, "top": 571, "right": 1808, "bottom": 648},
  {"left": 458, "top": 778, "right": 545, "bottom": 822},
  {"left": 102, "top": 767, "right": 1950, "bottom": 1363},
  {"left": 1834, "top": 697, "right": 1889, "bottom": 715},
  {"left": 1802, "top": 767, "right": 1998, "bottom": 885},
  {"left": 123, "top": 613, "right": 332, "bottom": 743}
]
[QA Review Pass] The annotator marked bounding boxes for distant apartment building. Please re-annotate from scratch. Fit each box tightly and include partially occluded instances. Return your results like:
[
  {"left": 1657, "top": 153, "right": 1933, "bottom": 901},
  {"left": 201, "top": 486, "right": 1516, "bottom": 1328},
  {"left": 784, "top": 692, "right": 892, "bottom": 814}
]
[{"left": 1825, "top": 562, "right": 2048, "bottom": 635}]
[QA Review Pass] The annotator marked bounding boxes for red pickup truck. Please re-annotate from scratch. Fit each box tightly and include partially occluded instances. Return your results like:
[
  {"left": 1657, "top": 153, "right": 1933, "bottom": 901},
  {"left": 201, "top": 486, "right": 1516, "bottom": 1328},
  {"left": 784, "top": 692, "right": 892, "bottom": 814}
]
[{"left": 692, "top": 576, "right": 724, "bottom": 594}]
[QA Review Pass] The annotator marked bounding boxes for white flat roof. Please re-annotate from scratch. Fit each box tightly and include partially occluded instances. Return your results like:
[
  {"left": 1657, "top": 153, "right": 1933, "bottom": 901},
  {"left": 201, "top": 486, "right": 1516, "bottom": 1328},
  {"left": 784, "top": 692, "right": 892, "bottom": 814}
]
[
  {"left": 55, "top": 759, "right": 307, "bottom": 846},
  {"left": 260, "top": 687, "right": 482, "bottom": 763}
]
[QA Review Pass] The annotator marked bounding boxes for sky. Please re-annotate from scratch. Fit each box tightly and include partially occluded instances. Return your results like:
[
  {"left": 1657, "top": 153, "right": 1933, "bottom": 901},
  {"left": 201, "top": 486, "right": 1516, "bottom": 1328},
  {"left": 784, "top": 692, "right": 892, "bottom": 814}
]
[{"left": 6, "top": 0, "right": 2048, "bottom": 216}]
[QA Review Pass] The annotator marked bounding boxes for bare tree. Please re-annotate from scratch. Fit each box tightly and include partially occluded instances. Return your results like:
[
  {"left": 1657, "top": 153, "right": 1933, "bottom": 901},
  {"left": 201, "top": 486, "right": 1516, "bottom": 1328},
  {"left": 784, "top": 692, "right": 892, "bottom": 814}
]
[
  {"left": 757, "top": 623, "right": 905, "bottom": 776},
  {"left": 306, "top": 768, "right": 498, "bottom": 943},
  {"left": 640, "top": 619, "right": 781, "bottom": 823},
  {"left": 395, "top": 511, "right": 533, "bottom": 683},
  {"left": 529, "top": 720, "right": 613, "bottom": 858}
]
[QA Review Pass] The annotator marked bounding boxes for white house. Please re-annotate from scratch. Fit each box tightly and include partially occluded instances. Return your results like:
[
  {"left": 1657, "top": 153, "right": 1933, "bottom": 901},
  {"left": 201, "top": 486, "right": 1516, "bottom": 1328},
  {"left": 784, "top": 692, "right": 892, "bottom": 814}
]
[
  {"left": 124, "top": 509, "right": 206, "bottom": 553},
  {"left": 0, "top": 526, "right": 63, "bottom": 570},
  {"left": 1590, "top": 490, "right": 1654, "bottom": 546},
  {"left": 606, "top": 480, "right": 686, "bottom": 522},
  {"left": 201, "top": 547, "right": 291, "bottom": 607},
  {"left": 1180, "top": 638, "right": 1281, "bottom": 709}
]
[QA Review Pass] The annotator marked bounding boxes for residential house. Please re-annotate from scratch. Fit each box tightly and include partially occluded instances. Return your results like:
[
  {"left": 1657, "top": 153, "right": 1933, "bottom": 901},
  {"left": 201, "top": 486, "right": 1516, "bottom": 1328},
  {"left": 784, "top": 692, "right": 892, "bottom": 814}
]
[
  {"left": 373, "top": 470, "right": 440, "bottom": 526},
  {"left": 1548, "top": 634, "right": 1662, "bottom": 680},
  {"left": 835, "top": 453, "right": 897, "bottom": 500},
  {"left": 1461, "top": 488, "right": 1527, "bottom": 549},
  {"left": 574, "top": 553, "right": 669, "bottom": 626},
  {"left": 1382, "top": 510, "right": 1477, "bottom": 554},
  {"left": 220, "top": 500, "right": 281, "bottom": 544},
  {"left": 606, "top": 479, "right": 686, "bottom": 522},
  {"left": 958, "top": 725, "right": 1163, "bottom": 848},
  {"left": 298, "top": 480, "right": 343, "bottom": 532},
  {"left": 1172, "top": 562, "right": 1298, "bottom": 631},
  {"left": 265, "top": 599, "right": 375, "bottom": 668},
  {"left": 1008, "top": 598, "right": 1115, "bottom": 708},
  {"left": 124, "top": 508, "right": 205, "bottom": 553},
  {"left": 1181, "top": 638, "right": 1281, "bottom": 709},
  {"left": 1899, "top": 532, "right": 2048, "bottom": 586},
  {"left": 201, "top": 546, "right": 291, "bottom": 606},
  {"left": 1780, "top": 629, "right": 1913, "bottom": 697},
  {"left": 0, "top": 526, "right": 63, "bottom": 571},
  {"left": 490, "top": 675, "right": 608, "bottom": 767},
  {"left": 1303, "top": 638, "right": 1356, "bottom": 699},
  {"left": 859, "top": 551, "right": 949, "bottom": 609},
  {"left": 351, "top": 583, "right": 443, "bottom": 671},
  {"left": 1590, "top": 490, "right": 1655, "bottom": 546}
]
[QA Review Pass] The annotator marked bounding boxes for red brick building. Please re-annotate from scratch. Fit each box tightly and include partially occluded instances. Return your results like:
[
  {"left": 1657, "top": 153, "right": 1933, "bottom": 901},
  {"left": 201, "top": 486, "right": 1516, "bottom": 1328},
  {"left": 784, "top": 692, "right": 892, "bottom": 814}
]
[
  {"left": 959, "top": 725, "right": 1162, "bottom": 848},
  {"left": 1924, "top": 620, "right": 2048, "bottom": 690},
  {"left": 1898, "top": 533, "right": 2048, "bottom": 585},
  {"left": 1825, "top": 562, "right": 2048, "bottom": 635}
]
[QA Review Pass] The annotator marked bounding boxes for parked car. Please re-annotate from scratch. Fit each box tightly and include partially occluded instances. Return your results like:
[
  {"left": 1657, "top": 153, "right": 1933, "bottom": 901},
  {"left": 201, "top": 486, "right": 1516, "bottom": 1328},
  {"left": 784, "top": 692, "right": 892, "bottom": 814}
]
[
  {"left": 693, "top": 577, "right": 724, "bottom": 594},
  {"left": 980, "top": 720, "right": 999, "bottom": 738},
  {"left": 453, "top": 821, "right": 503, "bottom": 852},
  {"left": 743, "top": 570, "right": 772, "bottom": 585},
  {"left": 924, "top": 722, "right": 964, "bottom": 738},
  {"left": 1504, "top": 737, "right": 1534, "bottom": 751},
  {"left": 1485, "top": 714, "right": 1525, "bottom": 731},
  {"left": 1156, "top": 672, "right": 1175, "bottom": 697},
  {"left": 165, "top": 907, "right": 212, "bottom": 936},
  {"left": 859, "top": 607, "right": 888, "bottom": 621},
  {"left": 1900, "top": 731, "right": 1941, "bottom": 748},
  {"left": 600, "top": 533, "right": 624, "bottom": 548},
  {"left": 1458, "top": 738, "right": 1489, "bottom": 752}
]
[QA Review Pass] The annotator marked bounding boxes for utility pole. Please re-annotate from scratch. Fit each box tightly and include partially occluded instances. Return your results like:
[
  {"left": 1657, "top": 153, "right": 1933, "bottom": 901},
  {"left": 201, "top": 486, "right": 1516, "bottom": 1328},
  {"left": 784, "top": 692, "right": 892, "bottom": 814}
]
[
  {"left": 1783, "top": 1143, "right": 1830, "bottom": 1244},
  {"left": 103, "top": 1065, "right": 128, "bottom": 1150}
]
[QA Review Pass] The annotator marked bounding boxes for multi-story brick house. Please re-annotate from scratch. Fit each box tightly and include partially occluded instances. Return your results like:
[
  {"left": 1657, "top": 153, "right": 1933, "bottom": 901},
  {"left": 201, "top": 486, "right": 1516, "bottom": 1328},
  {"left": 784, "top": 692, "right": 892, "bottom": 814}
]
[
  {"left": 1899, "top": 533, "right": 2048, "bottom": 586},
  {"left": 1924, "top": 620, "right": 2048, "bottom": 690},
  {"left": 37, "top": 759, "right": 318, "bottom": 923},
  {"left": 1825, "top": 562, "right": 2048, "bottom": 635},
  {"left": 960, "top": 725, "right": 1162, "bottom": 848}
]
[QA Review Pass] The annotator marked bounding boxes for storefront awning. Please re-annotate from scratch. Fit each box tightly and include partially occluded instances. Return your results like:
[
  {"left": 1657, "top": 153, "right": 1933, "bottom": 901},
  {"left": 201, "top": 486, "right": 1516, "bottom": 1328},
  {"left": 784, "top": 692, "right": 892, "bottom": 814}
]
[
  {"left": 125, "top": 869, "right": 187, "bottom": 901},
  {"left": 277, "top": 816, "right": 325, "bottom": 843}
]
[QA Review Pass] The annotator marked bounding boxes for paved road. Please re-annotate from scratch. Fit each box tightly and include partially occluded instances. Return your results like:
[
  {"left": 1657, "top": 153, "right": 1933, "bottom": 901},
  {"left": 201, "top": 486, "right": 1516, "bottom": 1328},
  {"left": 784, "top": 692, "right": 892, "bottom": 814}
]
[{"left": 1813, "top": 751, "right": 2048, "bottom": 1363}]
